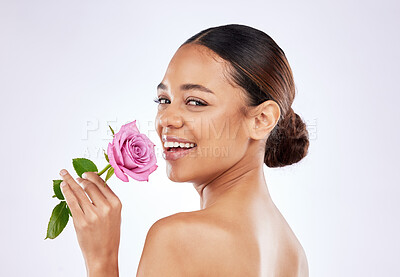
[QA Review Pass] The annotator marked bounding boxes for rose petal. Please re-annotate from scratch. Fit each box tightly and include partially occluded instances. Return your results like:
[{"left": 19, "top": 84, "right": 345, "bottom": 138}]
[
  {"left": 113, "top": 132, "right": 125, "bottom": 166},
  {"left": 131, "top": 153, "right": 157, "bottom": 173},
  {"left": 128, "top": 136, "right": 151, "bottom": 166},
  {"left": 144, "top": 164, "right": 158, "bottom": 182},
  {"left": 119, "top": 130, "right": 132, "bottom": 146},
  {"left": 120, "top": 164, "right": 157, "bottom": 182},
  {"left": 107, "top": 143, "right": 129, "bottom": 182},
  {"left": 119, "top": 120, "right": 140, "bottom": 136},
  {"left": 122, "top": 141, "right": 140, "bottom": 168},
  {"left": 120, "top": 166, "right": 148, "bottom": 181}
]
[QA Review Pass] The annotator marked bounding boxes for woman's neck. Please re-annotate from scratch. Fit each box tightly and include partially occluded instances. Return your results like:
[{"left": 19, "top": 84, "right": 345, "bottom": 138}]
[{"left": 193, "top": 154, "right": 272, "bottom": 210}]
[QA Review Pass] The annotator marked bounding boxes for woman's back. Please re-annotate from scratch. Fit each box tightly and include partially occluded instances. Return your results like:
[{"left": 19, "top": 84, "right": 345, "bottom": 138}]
[{"left": 189, "top": 197, "right": 309, "bottom": 276}]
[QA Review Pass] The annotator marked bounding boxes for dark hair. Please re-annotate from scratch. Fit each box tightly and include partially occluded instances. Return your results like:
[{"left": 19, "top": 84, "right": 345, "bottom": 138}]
[{"left": 181, "top": 24, "right": 309, "bottom": 167}]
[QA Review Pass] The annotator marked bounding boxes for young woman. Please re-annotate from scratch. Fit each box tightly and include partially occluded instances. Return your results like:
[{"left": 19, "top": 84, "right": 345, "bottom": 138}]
[{"left": 59, "top": 24, "right": 310, "bottom": 276}]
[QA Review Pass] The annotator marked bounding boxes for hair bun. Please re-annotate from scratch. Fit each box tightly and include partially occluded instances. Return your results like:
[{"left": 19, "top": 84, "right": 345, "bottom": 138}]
[{"left": 264, "top": 108, "right": 310, "bottom": 167}]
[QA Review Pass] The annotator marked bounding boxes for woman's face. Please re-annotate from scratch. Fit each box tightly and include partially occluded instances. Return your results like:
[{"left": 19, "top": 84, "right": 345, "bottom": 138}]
[{"left": 155, "top": 43, "right": 253, "bottom": 184}]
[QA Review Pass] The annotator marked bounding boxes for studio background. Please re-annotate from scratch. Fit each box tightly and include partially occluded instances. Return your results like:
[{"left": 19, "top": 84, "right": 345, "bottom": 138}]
[{"left": 1, "top": 0, "right": 399, "bottom": 276}]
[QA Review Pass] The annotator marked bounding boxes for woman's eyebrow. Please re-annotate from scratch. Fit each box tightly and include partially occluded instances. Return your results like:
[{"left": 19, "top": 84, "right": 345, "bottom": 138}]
[{"left": 157, "top": 82, "right": 215, "bottom": 94}]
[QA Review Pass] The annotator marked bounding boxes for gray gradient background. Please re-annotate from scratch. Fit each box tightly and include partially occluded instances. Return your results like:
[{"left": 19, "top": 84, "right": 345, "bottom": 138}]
[{"left": 1, "top": 0, "right": 399, "bottom": 276}]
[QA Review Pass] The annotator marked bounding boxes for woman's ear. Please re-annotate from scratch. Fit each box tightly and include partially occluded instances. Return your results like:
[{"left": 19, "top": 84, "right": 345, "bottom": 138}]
[{"left": 248, "top": 100, "right": 281, "bottom": 140}]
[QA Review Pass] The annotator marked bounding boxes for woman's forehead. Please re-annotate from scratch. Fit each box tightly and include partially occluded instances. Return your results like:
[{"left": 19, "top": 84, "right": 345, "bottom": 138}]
[{"left": 162, "top": 44, "right": 235, "bottom": 95}]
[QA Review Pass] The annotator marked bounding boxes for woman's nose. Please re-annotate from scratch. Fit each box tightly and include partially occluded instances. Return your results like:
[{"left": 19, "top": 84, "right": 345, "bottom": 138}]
[{"left": 157, "top": 109, "right": 184, "bottom": 129}]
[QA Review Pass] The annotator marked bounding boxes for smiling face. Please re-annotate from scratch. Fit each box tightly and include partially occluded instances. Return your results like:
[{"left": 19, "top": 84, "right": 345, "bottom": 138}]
[{"left": 155, "top": 43, "right": 254, "bottom": 184}]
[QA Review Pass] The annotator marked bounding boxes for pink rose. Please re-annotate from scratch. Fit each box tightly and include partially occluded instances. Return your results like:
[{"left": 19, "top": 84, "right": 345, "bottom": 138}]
[{"left": 107, "top": 120, "right": 158, "bottom": 182}]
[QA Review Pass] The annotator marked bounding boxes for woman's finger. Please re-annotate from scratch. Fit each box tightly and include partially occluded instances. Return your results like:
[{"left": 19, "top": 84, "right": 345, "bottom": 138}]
[
  {"left": 76, "top": 177, "right": 108, "bottom": 208},
  {"left": 83, "top": 172, "right": 121, "bottom": 204},
  {"left": 60, "top": 181, "right": 84, "bottom": 220},
  {"left": 59, "top": 169, "right": 94, "bottom": 215}
]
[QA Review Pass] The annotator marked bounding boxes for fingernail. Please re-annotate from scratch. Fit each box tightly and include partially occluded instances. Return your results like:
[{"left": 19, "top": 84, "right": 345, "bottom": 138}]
[
  {"left": 60, "top": 181, "right": 66, "bottom": 187},
  {"left": 60, "top": 169, "right": 68, "bottom": 176},
  {"left": 76, "top": 177, "right": 83, "bottom": 183},
  {"left": 82, "top": 173, "right": 87, "bottom": 178}
]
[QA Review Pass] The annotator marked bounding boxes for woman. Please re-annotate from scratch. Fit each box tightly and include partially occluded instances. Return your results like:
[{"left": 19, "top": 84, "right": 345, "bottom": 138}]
[{"left": 59, "top": 24, "right": 310, "bottom": 276}]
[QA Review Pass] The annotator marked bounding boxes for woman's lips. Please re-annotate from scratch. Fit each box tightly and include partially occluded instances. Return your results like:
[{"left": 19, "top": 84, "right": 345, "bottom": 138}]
[{"left": 163, "top": 145, "right": 197, "bottom": 161}]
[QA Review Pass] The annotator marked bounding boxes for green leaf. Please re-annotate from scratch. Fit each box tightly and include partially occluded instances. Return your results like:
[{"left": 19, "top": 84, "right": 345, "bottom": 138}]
[
  {"left": 66, "top": 204, "right": 72, "bottom": 218},
  {"left": 105, "top": 167, "right": 114, "bottom": 183},
  {"left": 103, "top": 149, "right": 109, "bottom": 162},
  {"left": 72, "top": 158, "right": 98, "bottom": 178},
  {"left": 44, "top": 201, "right": 69, "bottom": 240},
  {"left": 53, "top": 179, "right": 64, "bottom": 200},
  {"left": 52, "top": 195, "right": 57, "bottom": 198},
  {"left": 108, "top": 125, "right": 115, "bottom": 136}
]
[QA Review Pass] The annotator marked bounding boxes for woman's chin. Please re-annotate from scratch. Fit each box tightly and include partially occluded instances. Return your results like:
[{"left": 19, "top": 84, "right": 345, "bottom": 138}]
[{"left": 166, "top": 167, "right": 192, "bottom": 183}]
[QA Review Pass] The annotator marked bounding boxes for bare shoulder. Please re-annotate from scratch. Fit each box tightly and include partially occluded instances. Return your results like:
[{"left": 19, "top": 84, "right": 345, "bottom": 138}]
[
  {"left": 276, "top": 237, "right": 309, "bottom": 277},
  {"left": 298, "top": 246, "right": 309, "bottom": 277},
  {"left": 272, "top": 211, "right": 310, "bottom": 277},
  {"left": 136, "top": 212, "right": 190, "bottom": 276},
  {"left": 136, "top": 211, "right": 241, "bottom": 276}
]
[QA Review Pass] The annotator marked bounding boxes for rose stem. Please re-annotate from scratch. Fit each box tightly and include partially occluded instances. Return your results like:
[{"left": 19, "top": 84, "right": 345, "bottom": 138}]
[{"left": 97, "top": 164, "right": 112, "bottom": 176}]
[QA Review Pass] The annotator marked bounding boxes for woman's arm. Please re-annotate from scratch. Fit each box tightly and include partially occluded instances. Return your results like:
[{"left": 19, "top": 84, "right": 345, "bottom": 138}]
[{"left": 85, "top": 256, "right": 119, "bottom": 277}]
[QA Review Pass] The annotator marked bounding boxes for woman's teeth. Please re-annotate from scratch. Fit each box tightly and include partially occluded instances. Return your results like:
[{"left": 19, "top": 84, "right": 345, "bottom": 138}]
[{"left": 164, "top": 141, "right": 196, "bottom": 149}]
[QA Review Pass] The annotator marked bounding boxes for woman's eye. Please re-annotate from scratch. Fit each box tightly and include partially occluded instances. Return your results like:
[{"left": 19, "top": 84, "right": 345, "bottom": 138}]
[
  {"left": 153, "top": 97, "right": 170, "bottom": 104},
  {"left": 187, "top": 98, "right": 207, "bottom": 106},
  {"left": 153, "top": 97, "right": 207, "bottom": 106}
]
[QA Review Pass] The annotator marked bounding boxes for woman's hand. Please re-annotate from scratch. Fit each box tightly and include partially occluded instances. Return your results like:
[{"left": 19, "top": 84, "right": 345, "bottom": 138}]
[{"left": 59, "top": 169, "right": 122, "bottom": 276}]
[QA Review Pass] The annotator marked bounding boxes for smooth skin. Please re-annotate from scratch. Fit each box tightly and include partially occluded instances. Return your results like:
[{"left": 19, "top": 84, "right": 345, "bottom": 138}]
[{"left": 59, "top": 43, "right": 309, "bottom": 277}]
